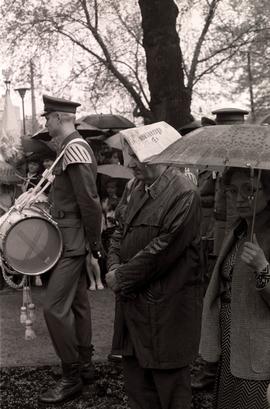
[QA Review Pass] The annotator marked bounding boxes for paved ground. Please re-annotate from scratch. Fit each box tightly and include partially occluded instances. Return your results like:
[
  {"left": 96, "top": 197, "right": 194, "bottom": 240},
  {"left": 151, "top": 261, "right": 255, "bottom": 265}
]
[{"left": 0, "top": 287, "right": 115, "bottom": 367}]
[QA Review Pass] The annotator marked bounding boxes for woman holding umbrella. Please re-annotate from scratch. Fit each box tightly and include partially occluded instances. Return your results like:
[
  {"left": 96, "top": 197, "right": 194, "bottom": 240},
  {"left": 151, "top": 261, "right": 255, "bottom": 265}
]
[{"left": 200, "top": 167, "right": 270, "bottom": 409}]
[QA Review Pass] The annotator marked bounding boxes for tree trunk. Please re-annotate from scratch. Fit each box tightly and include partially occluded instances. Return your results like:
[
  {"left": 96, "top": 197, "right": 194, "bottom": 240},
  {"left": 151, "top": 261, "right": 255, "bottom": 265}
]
[{"left": 138, "top": 0, "right": 193, "bottom": 129}]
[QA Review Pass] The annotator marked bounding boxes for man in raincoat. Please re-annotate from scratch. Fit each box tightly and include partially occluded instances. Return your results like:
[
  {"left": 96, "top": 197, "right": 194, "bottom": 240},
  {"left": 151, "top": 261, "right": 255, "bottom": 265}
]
[{"left": 106, "top": 143, "right": 204, "bottom": 409}]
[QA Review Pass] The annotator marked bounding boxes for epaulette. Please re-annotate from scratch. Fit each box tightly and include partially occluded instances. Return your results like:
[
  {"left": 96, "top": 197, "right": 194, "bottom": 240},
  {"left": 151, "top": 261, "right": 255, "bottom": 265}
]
[{"left": 62, "top": 141, "right": 92, "bottom": 171}]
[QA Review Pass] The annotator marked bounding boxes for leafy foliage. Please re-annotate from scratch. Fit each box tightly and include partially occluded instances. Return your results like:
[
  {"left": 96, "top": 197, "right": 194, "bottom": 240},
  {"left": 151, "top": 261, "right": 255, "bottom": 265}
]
[{"left": 1, "top": 0, "right": 268, "bottom": 121}]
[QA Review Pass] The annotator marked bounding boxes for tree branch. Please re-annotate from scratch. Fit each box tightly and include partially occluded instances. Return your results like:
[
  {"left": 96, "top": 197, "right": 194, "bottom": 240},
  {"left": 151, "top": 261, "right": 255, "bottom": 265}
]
[
  {"left": 110, "top": 1, "right": 143, "bottom": 47},
  {"left": 77, "top": 0, "right": 151, "bottom": 119},
  {"left": 187, "top": 0, "right": 221, "bottom": 91}
]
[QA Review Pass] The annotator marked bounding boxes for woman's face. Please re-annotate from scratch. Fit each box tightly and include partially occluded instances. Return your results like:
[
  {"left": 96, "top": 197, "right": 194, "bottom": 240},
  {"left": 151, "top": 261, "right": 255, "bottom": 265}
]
[
  {"left": 43, "top": 159, "right": 54, "bottom": 169},
  {"left": 28, "top": 161, "right": 40, "bottom": 174},
  {"left": 226, "top": 171, "right": 270, "bottom": 219}
]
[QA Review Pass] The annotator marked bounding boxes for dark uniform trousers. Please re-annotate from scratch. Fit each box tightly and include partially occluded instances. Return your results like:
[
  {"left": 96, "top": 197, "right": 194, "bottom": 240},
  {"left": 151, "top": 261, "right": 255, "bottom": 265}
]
[
  {"left": 123, "top": 357, "right": 192, "bottom": 409},
  {"left": 43, "top": 255, "right": 92, "bottom": 363}
]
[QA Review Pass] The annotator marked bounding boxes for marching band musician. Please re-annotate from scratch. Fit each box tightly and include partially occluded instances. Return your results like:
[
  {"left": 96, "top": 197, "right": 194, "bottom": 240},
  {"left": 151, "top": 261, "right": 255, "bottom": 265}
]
[{"left": 38, "top": 95, "right": 103, "bottom": 404}]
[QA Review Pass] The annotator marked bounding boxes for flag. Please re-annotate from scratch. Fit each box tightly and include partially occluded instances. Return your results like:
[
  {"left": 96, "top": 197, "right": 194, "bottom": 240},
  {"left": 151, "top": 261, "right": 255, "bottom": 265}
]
[
  {"left": 1, "top": 91, "right": 21, "bottom": 144},
  {"left": 0, "top": 91, "right": 22, "bottom": 183}
]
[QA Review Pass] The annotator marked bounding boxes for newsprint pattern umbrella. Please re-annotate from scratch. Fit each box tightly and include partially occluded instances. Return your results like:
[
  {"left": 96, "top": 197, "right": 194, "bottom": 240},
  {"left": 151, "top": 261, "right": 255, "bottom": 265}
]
[{"left": 149, "top": 124, "right": 270, "bottom": 171}]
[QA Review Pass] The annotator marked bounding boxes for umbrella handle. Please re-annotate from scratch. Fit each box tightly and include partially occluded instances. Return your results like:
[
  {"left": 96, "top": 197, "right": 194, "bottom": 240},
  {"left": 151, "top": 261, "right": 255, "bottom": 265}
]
[{"left": 250, "top": 169, "right": 262, "bottom": 241}]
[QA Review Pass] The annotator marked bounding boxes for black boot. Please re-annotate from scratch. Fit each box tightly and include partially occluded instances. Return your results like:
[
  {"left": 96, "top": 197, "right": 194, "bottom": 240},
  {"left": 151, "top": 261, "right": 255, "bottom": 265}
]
[
  {"left": 191, "top": 360, "right": 218, "bottom": 390},
  {"left": 39, "top": 362, "right": 83, "bottom": 404},
  {"left": 78, "top": 345, "right": 95, "bottom": 385}
]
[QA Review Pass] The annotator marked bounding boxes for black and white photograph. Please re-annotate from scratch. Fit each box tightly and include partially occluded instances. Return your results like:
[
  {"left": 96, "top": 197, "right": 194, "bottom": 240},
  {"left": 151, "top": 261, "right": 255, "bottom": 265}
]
[{"left": 0, "top": 0, "right": 269, "bottom": 408}]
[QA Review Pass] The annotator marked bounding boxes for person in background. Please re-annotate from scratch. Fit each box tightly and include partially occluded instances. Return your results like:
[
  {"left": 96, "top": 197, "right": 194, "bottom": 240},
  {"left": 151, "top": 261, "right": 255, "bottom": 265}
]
[
  {"left": 200, "top": 167, "right": 270, "bottom": 409},
  {"left": 37, "top": 95, "right": 103, "bottom": 405},
  {"left": 101, "top": 179, "right": 120, "bottom": 246},
  {"left": 107, "top": 177, "right": 136, "bottom": 363},
  {"left": 106, "top": 143, "right": 204, "bottom": 409},
  {"left": 179, "top": 116, "right": 216, "bottom": 285},
  {"left": 21, "top": 155, "right": 43, "bottom": 192},
  {"left": 108, "top": 149, "right": 121, "bottom": 165},
  {"left": 96, "top": 178, "right": 121, "bottom": 285},
  {"left": 42, "top": 154, "right": 56, "bottom": 170},
  {"left": 0, "top": 182, "right": 21, "bottom": 290},
  {"left": 96, "top": 143, "right": 111, "bottom": 165},
  {"left": 0, "top": 183, "right": 16, "bottom": 216}
]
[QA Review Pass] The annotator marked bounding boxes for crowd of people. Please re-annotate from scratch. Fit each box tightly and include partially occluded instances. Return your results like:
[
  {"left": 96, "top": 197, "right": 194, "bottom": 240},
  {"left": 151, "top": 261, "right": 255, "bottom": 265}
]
[{"left": 0, "top": 95, "right": 270, "bottom": 409}]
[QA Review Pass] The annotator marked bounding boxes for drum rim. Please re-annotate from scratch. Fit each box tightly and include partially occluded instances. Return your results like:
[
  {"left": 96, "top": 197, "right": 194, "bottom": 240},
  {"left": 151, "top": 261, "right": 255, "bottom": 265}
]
[{"left": 2, "top": 215, "right": 63, "bottom": 276}]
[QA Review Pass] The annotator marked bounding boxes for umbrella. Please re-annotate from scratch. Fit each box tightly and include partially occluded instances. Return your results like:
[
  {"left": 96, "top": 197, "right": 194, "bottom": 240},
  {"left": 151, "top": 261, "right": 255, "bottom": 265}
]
[
  {"left": 97, "top": 164, "right": 133, "bottom": 179},
  {"left": 149, "top": 124, "right": 270, "bottom": 239},
  {"left": 149, "top": 124, "right": 270, "bottom": 170},
  {"left": 80, "top": 114, "right": 135, "bottom": 130},
  {"left": 22, "top": 138, "right": 56, "bottom": 156},
  {"left": 105, "top": 132, "right": 122, "bottom": 150},
  {"left": 32, "top": 121, "right": 105, "bottom": 141}
]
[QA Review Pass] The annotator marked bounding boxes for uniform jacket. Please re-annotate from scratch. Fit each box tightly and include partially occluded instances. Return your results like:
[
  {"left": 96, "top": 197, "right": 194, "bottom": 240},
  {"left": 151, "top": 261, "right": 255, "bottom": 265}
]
[
  {"left": 200, "top": 206, "right": 270, "bottom": 380},
  {"left": 50, "top": 131, "right": 102, "bottom": 256},
  {"left": 107, "top": 167, "right": 204, "bottom": 369}
]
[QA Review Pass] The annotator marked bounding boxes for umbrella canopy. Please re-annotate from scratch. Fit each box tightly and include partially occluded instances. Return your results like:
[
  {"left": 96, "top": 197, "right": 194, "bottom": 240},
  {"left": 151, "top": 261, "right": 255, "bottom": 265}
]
[
  {"left": 105, "top": 132, "right": 122, "bottom": 150},
  {"left": 80, "top": 114, "right": 134, "bottom": 130},
  {"left": 97, "top": 164, "right": 133, "bottom": 179},
  {"left": 149, "top": 124, "right": 270, "bottom": 171},
  {"left": 32, "top": 121, "right": 105, "bottom": 141},
  {"left": 22, "top": 138, "right": 56, "bottom": 156}
]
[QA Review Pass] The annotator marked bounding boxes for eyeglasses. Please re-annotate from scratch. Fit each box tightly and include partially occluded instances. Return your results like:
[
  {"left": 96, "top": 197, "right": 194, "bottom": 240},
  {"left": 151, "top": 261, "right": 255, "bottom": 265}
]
[{"left": 225, "top": 183, "right": 263, "bottom": 199}]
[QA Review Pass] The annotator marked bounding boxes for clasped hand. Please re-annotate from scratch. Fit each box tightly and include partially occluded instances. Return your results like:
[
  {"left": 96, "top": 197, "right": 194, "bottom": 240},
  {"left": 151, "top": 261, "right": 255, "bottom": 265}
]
[
  {"left": 241, "top": 234, "right": 268, "bottom": 271},
  {"left": 106, "top": 269, "right": 120, "bottom": 293},
  {"left": 15, "top": 188, "right": 38, "bottom": 210}
]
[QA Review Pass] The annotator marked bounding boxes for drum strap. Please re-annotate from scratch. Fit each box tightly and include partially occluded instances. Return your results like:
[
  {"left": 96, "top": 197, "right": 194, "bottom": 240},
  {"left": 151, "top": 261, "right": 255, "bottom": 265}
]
[{"left": 30, "top": 138, "right": 89, "bottom": 202}]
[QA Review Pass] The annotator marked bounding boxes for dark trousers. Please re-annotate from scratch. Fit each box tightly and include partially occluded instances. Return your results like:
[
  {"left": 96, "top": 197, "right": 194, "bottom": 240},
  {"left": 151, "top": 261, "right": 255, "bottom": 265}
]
[
  {"left": 111, "top": 298, "right": 124, "bottom": 355},
  {"left": 123, "top": 356, "right": 192, "bottom": 409},
  {"left": 43, "top": 255, "right": 92, "bottom": 363}
]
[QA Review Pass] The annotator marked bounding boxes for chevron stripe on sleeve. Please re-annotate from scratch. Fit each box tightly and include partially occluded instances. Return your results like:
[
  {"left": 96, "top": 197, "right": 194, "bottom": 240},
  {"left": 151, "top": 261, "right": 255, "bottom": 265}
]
[{"left": 62, "top": 143, "right": 92, "bottom": 170}]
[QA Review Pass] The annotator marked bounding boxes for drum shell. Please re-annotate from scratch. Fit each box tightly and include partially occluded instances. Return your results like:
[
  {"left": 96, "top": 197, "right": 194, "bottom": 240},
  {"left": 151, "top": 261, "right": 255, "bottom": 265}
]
[{"left": 0, "top": 206, "right": 62, "bottom": 276}]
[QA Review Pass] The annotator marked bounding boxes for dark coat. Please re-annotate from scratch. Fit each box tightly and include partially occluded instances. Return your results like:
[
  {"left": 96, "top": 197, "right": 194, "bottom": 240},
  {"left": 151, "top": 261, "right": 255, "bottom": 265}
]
[
  {"left": 50, "top": 131, "right": 102, "bottom": 256},
  {"left": 107, "top": 167, "right": 204, "bottom": 369}
]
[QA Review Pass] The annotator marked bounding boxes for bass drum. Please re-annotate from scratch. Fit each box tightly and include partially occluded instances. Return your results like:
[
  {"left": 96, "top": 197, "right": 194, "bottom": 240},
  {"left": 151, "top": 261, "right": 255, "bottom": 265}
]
[{"left": 0, "top": 206, "right": 62, "bottom": 276}]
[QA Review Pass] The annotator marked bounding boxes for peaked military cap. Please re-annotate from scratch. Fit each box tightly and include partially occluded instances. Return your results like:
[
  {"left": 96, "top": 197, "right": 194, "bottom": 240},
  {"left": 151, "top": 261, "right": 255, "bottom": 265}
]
[
  {"left": 41, "top": 94, "right": 81, "bottom": 116},
  {"left": 212, "top": 107, "right": 249, "bottom": 124}
]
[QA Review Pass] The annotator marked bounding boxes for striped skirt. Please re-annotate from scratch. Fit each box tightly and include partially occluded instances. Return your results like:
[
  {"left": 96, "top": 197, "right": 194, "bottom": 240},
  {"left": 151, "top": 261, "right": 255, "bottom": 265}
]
[{"left": 214, "top": 302, "right": 270, "bottom": 409}]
